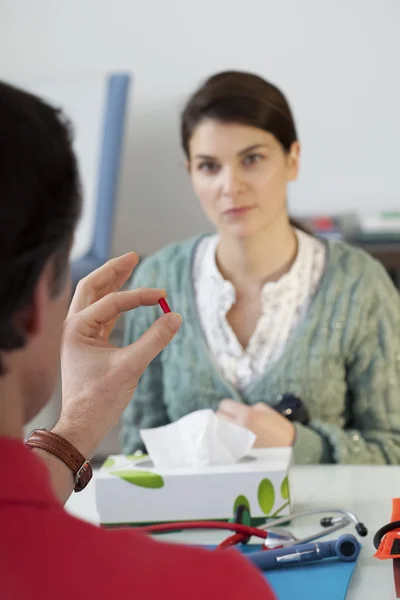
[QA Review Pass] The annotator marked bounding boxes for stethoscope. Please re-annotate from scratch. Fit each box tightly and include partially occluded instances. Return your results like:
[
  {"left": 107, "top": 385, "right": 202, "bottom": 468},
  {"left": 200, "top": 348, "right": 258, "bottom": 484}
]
[
  {"left": 260, "top": 507, "right": 368, "bottom": 548},
  {"left": 137, "top": 506, "right": 368, "bottom": 553}
]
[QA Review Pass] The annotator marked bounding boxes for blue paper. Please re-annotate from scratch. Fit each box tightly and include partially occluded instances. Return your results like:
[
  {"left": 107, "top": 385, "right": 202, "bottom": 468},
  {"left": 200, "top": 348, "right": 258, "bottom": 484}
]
[
  {"left": 205, "top": 545, "right": 358, "bottom": 600},
  {"left": 265, "top": 557, "right": 357, "bottom": 600}
]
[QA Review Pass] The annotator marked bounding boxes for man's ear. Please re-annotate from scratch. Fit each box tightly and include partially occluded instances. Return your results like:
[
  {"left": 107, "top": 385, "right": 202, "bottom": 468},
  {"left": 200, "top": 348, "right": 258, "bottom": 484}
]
[
  {"left": 15, "top": 265, "right": 50, "bottom": 339},
  {"left": 184, "top": 159, "right": 191, "bottom": 174},
  {"left": 287, "top": 141, "right": 301, "bottom": 182}
]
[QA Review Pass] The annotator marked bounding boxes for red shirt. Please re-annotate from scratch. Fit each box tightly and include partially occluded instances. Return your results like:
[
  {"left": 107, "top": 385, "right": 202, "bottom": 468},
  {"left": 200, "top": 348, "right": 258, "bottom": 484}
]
[{"left": 1, "top": 438, "right": 275, "bottom": 600}]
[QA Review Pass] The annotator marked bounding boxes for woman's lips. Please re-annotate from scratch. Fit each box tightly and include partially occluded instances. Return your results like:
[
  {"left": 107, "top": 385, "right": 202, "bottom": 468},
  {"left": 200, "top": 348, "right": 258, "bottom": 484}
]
[{"left": 223, "top": 206, "right": 255, "bottom": 216}]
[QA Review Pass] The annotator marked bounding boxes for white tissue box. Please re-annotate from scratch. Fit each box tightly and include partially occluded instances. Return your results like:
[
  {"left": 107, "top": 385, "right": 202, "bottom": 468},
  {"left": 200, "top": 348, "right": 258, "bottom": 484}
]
[{"left": 95, "top": 448, "right": 292, "bottom": 526}]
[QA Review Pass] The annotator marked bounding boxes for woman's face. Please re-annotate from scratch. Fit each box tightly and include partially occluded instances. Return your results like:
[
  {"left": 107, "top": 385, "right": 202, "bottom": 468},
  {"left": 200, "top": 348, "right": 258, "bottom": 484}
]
[{"left": 188, "top": 119, "right": 300, "bottom": 239}]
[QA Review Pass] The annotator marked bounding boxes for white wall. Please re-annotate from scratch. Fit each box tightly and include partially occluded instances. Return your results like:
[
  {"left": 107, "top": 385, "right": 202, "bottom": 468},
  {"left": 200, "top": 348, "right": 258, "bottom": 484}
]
[{"left": 1, "top": 0, "right": 399, "bottom": 258}]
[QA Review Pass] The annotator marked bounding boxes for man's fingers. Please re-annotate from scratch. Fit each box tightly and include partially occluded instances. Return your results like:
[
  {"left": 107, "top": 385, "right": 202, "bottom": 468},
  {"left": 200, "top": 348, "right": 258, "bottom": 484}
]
[
  {"left": 69, "top": 253, "right": 139, "bottom": 316},
  {"left": 118, "top": 313, "right": 182, "bottom": 374},
  {"left": 76, "top": 288, "right": 168, "bottom": 328}
]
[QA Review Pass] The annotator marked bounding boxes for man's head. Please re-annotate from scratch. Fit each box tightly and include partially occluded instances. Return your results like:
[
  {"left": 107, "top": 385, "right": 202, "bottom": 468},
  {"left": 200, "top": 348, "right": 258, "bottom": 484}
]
[{"left": 0, "top": 82, "right": 81, "bottom": 423}]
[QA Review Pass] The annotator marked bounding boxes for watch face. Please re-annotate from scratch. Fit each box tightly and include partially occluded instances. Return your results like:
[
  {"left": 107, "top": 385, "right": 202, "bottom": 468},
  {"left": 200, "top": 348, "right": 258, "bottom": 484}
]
[{"left": 24, "top": 427, "right": 48, "bottom": 443}]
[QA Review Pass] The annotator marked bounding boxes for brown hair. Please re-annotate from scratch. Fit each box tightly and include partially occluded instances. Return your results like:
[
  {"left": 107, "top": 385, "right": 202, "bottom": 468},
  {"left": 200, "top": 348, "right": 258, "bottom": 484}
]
[
  {"left": 181, "top": 71, "right": 308, "bottom": 233},
  {"left": 181, "top": 70, "right": 298, "bottom": 157},
  {"left": 0, "top": 81, "right": 81, "bottom": 375}
]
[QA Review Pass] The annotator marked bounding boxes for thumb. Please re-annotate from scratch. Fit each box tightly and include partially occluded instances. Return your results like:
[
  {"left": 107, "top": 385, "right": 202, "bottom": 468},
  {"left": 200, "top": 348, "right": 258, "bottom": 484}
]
[{"left": 118, "top": 312, "right": 182, "bottom": 376}]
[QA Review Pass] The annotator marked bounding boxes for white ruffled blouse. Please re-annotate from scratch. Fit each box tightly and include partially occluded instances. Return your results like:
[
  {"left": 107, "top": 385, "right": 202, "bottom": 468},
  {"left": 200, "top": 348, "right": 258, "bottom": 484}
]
[{"left": 193, "top": 229, "right": 326, "bottom": 391}]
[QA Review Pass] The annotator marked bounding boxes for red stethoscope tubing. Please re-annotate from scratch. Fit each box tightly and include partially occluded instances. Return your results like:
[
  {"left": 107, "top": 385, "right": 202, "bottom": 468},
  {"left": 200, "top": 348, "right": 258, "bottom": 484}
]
[
  {"left": 137, "top": 521, "right": 269, "bottom": 550},
  {"left": 217, "top": 532, "right": 249, "bottom": 550}
]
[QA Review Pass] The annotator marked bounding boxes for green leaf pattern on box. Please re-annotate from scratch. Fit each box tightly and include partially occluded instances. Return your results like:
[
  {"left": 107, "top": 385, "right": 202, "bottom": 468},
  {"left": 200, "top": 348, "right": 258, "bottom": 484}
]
[
  {"left": 109, "top": 470, "right": 164, "bottom": 489},
  {"left": 257, "top": 478, "right": 276, "bottom": 514},
  {"left": 232, "top": 477, "right": 290, "bottom": 517},
  {"left": 280, "top": 475, "right": 289, "bottom": 501},
  {"left": 233, "top": 494, "right": 251, "bottom": 513},
  {"left": 101, "top": 455, "right": 164, "bottom": 489}
]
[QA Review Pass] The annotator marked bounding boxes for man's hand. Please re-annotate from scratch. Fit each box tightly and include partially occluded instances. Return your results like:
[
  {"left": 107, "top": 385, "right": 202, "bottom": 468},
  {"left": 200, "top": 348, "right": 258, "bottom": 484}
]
[
  {"left": 217, "top": 400, "right": 295, "bottom": 448},
  {"left": 55, "top": 252, "right": 182, "bottom": 458}
]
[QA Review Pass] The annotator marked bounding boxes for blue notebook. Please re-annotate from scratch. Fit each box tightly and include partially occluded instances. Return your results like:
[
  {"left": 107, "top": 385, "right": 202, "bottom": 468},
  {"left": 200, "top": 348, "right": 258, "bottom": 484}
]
[{"left": 205, "top": 545, "right": 358, "bottom": 600}]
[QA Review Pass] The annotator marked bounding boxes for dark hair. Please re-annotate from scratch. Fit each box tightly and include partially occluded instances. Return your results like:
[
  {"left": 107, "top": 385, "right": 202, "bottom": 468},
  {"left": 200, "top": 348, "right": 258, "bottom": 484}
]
[
  {"left": 181, "top": 70, "right": 298, "bottom": 158},
  {"left": 181, "top": 71, "right": 308, "bottom": 233},
  {"left": 0, "top": 81, "right": 82, "bottom": 374}
]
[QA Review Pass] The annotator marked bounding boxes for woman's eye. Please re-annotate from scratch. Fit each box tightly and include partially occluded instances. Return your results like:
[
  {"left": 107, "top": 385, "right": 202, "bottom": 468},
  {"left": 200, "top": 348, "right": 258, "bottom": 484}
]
[
  {"left": 243, "top": 153, "right": 264, "bottom": 167},
  {"left": 198, "top": 161, "right": 220, "bottom": 174}
]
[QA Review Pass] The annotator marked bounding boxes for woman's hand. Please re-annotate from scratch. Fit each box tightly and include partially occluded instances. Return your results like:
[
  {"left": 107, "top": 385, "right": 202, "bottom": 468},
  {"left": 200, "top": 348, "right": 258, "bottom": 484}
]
[{"left": 217, "top": 399, "right": 295, "bottom": 448}]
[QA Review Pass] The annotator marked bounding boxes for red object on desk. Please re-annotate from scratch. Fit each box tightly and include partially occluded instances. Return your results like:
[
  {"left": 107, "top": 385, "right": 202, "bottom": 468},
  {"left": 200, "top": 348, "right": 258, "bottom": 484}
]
[
  {"left": 374, "top": 498, "right": 400, "bottom": 597},
  {"left": 138, "top": 520, "right": 268, "bottom": 542}
]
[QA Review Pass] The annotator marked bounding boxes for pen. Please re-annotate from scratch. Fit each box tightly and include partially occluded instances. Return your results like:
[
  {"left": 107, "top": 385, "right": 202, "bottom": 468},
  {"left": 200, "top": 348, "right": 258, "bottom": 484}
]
[{"left": 247, "top": 534, "right": 361, "bottom": 571}]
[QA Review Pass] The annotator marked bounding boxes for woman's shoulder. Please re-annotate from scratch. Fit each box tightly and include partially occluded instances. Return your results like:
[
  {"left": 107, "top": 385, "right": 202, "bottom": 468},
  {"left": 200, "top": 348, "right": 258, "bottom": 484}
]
[
  {"left": 324, "top": 238, "right": 398, "bottom": 301},
  {"left": 131, "top": 235, "right": 204, "bottom": 286},
  {"left": 326, "top": 238, "right": 384, "bottom": 274}
]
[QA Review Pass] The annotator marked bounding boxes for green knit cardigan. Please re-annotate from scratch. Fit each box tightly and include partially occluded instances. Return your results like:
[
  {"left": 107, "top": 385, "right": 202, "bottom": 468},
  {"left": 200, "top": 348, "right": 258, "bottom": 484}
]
[{"left": 121, "top": 235, "right": 400, "bottom": 464}]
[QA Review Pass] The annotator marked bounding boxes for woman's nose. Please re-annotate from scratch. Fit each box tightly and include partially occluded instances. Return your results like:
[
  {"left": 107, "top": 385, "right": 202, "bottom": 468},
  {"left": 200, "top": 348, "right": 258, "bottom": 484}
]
[{"left": 221, "top": 166, "right": 243, "bottom": 197}]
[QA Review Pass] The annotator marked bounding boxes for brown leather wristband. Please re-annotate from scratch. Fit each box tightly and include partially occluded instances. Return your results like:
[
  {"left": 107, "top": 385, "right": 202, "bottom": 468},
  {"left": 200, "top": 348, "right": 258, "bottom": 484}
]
[{"left": 25, "top": 429, "right": 92, "bottom": 492}]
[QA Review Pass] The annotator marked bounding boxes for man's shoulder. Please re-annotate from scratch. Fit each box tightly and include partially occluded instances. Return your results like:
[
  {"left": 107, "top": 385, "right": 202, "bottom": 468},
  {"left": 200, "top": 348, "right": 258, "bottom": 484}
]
[
  {"left": 65, "top": 512, "right": 271, "bottom": 598},
  {"left": 2, "top": 503, "right": 272, "bottom": 599}
]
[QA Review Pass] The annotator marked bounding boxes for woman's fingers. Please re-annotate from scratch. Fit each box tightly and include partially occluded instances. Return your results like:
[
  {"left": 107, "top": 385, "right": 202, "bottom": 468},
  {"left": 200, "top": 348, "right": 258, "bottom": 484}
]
[
  {"left": 218, "top": 399, "right": 274, "bottom": 429},
  {"left": 217, "top": 399, "right": 251, "bottom": 428}
]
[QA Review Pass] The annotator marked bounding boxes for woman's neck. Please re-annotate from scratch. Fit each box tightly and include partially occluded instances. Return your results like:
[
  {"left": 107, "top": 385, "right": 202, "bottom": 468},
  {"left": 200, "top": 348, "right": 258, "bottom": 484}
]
[{"left": 216, "top": 219, "right": 298, "bottom": 291}]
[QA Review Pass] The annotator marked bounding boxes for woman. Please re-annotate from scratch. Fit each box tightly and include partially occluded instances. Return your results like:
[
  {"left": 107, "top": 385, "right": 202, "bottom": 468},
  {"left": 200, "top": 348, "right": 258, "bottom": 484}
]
[{"left": 121, "top": 71, "right": 400, "bottom": 464}]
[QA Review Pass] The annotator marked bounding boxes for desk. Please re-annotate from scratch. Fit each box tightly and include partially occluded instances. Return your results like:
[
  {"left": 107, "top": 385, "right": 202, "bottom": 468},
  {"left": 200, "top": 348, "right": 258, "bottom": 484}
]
[{"left": 66, "top": 465, "right": 400, "bottom": 600}]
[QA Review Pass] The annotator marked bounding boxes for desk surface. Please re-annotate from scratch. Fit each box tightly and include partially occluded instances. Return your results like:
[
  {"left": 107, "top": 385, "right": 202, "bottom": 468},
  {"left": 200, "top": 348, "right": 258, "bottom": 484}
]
[{"left": 66, "top": 465, "right": 400, "bottom": 600}]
